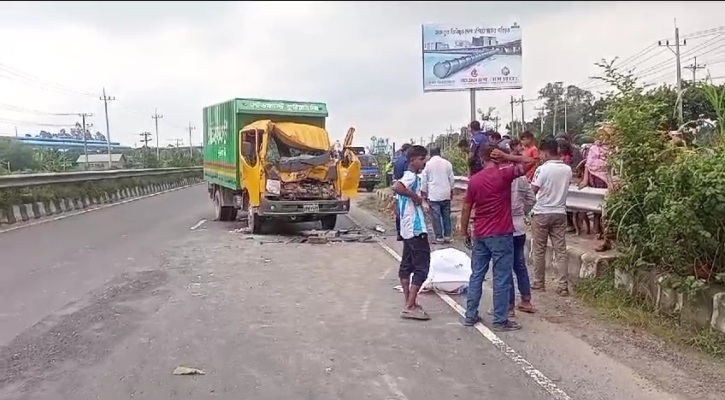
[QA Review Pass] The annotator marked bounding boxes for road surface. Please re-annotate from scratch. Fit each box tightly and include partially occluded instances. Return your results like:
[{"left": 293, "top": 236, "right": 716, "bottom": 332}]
[{"left": 0, "top": 185, "right": 721, "bottom": 400}]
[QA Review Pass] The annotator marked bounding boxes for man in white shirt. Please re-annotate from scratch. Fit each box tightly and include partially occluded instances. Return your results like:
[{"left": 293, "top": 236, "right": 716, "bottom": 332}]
[
  {"left": 421, "top": 147, "right": 455, "bottom": 243},
  {"left": 530, "top": 138, "right": 573, "bottom": 296}
]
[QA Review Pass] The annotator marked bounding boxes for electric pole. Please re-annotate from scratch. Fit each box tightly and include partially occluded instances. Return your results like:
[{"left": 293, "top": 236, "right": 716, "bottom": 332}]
[
  {"left": 139, "top": 132, "right": 152, "bottom": 168},
  {"left": 99, "top": 87, "right": 116, "bottom": 169},
  {"left": 534, "top": 106, "right": 545, "bottom": 135},
  {"left": 151, "top": 109, "right": 163, "bottom": 158},
  {"left": 79, "top": 113, "right": 93, "bottom": 170},
  {"left": 685, "top": 56, "right": 706, "bottom": 83},
  {"left": 553, "top": 97, "right": 558, "bottom": 136},
  {"left": 511, "top": 96, "right": 525, "bottom": 134},
  {"left": 510, "top": 96, "right": 516, "bottom": 135},
  {"left": 186, "top": 123, "right": 196, "bottom": 158},
  {"left": 658, "top": 21, "right": 687, "bottom": 126}
]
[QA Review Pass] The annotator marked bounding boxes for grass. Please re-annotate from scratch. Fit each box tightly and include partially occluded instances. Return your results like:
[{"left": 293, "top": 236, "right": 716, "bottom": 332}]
[{"left": 576, "top": 274, "right": 725, "bottom": 359}]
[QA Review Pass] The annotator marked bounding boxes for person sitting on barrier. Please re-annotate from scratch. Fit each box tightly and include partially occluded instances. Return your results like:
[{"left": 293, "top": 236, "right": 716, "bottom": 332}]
[{"left": 530, "top": 138, "right": 573, "bottom": 296}]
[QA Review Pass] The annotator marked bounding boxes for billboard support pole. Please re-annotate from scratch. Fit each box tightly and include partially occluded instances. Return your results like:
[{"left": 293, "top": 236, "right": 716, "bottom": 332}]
[{"left": 469, "top": 89, "right": 477, "bottom": 127}]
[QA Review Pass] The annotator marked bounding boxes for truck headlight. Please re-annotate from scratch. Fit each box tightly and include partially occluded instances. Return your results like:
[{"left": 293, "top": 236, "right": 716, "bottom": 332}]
[
  {"left": 265, "top": 179, "right": 281, "bottom": 195},
  {"left": 360, "top": 174, "right": 364, "bottom": 179}
]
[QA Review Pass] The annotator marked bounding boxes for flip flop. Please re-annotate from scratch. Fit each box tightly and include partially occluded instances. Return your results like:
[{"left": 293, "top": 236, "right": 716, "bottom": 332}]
[
  {"left": 400, "top": 307, "right": 430, "bottom": 320},
  {"left": 516, "top": 304, "right": 536, "bottom": 313}
]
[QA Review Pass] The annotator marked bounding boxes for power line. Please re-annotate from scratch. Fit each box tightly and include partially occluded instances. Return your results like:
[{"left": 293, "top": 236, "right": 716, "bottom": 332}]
[{"left": 0, "top": 102, "right": 78, "bottom": 117}]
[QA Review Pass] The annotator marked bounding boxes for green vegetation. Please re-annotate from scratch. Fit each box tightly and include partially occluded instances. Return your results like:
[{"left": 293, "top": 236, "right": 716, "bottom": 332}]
[
  {"left": 577, "top": 274, "right": 725, "bottom": 358},
  {"left": 0, "top": 170, "right": 201, "bottom": 217},
  {"left": 597, "top": 59, "right": 725, "bottom": 293},
  {"left": 0, "top": 137, "right": 202, "bottom": 175}
]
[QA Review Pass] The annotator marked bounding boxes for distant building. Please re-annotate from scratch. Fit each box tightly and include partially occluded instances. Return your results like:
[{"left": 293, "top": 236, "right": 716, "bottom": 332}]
[
  {"left": 472, "top": 36, "right": 497, "bottom": 47},
  {"left": 75, "top": 154, "right": 127, "bottom": 170}
]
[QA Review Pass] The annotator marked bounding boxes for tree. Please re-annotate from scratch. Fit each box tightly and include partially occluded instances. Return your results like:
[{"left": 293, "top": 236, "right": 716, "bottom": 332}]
[
  {"left": 537, "top": 82, "right": 596, "bottom": 137},
  {"left": 0, "top": 138, "right": 38, "bottom": 172}
]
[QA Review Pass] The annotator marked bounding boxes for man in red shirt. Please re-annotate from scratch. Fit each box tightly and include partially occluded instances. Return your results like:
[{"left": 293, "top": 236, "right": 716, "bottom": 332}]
[{"left": 460, "top": 145, "right": 535, "bottom": 331}]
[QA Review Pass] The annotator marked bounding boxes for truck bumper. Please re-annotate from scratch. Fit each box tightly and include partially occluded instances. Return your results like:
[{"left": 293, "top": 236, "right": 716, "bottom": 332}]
[{"left": 257, "top": 198, "right": 350, "bottom": 217}]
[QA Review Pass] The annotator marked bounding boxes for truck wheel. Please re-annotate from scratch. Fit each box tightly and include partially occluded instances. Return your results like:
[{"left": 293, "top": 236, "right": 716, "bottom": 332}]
[
  {"left": 320, "top": 215, "right": 337, "bottom": 230},
  {"left": 213, "top": 190, "right": 223, "bottom": 221},
  {"left": 366, "top": 184, "right": 375, "bottom": 192},
  {"left": 214, "top": 189, "right": 237, "bottom": 221},
  {"left": 248, "top": 207, "right": 263, "bottom": 234}
]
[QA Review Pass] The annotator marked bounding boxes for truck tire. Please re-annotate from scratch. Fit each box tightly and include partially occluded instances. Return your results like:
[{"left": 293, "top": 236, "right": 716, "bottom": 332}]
[
  {"left": 320, "top": 215, "right": 337, "bottom": 230},
  {"left": 248, "top": 207, "right": 263, "bottom": 234},
  {"left": 366, "top": 184, "right": 375, "bottom": 192},
  {"left": 214, "top": 189, "right": 237, "bottom": 221}
]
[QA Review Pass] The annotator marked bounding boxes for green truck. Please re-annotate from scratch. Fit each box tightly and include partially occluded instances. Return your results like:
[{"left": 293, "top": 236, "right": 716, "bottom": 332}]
[{"left": 203, "top": 98, "right": 360, "bottom": 233}]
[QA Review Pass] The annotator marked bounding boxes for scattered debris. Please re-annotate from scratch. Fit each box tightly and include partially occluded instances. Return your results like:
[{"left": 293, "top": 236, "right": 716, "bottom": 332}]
[
  {"left": 173, "top": 366, "right": 206, "bottom": 376},
  {"left": 308, "top": 236, "right": 329, "bottom": 245},
  {"left": 374, "top": 225, "right": 386, "bottom": 233}
]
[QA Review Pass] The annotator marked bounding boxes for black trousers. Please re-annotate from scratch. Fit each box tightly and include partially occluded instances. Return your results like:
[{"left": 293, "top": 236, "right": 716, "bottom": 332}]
[{"left": 399, "top": 234, "right": 431, "bottom": 286}]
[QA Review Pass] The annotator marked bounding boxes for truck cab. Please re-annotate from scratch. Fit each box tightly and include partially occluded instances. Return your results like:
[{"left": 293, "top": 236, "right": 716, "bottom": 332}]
[{"left": 203, "top": 98, "right": 360, "bottom": 233}]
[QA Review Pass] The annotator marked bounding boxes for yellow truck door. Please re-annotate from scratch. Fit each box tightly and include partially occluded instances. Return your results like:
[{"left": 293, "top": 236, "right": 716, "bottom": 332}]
[{"left": 338, "top": 127, "right": 361, "bottom": 198}]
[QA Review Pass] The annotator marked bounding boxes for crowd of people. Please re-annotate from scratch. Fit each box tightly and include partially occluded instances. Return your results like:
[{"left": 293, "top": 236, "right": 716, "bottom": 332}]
[{"left": 390, "top": 120, "right": 610, "bottom": 331}]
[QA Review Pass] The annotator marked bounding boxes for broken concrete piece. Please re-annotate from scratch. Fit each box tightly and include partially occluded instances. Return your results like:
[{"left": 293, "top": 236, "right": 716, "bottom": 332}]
[
  {"left": 173, "top": 366, "right": 206, "bottom": 375},
  {"left": 308, "top": 236, "right": 329, "bottom": 244}
]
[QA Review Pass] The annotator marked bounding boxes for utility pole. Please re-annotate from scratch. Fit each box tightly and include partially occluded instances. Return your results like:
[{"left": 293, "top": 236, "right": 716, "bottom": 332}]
[
  {"left": 553, "top": 98, "right": 558, "bottom": 136},
  {"left": 139, "top": 132, "right": 152, "bottom": 168},
  {"left": 685, "top": 56, "right": 706, "bottom": 83},
  {"left": 534, "top": 106, "right": 545, "bottom": 135},
  {"left": 511, "top": 96, "right": 525, "bottom": 134},
  {"left": 79, "top": 113, "right": 93, "bottom": 170},
  {"left": 14, "top": 126, "right": 18, "bottom": 137},
  {"left": 520, "top": 95, "right": 525, "bottom": 130},
  {"left": 564, "top": 96, "right": 568, "bottom": 134},
  {"left": 659, "top": 21, "right": 687, "bottom": 126},
  {"left": 99, "top": 88, "right": 116, "bottom": 169},
  {"left": 186, "top": 123, "right": 196, "bottom": 158},
  {"left": 151, "top": 109, "right": 163, "bottom": 158},
  {"left": 510, "top": 96, "right": 516, "bottom": 135}
]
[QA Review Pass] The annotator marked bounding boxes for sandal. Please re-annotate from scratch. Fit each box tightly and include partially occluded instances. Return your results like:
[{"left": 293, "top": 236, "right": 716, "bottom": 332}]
[
  {"left": 516, "top": 303, "right": 536, "bottom": 313},
  {"left": 556, "top": 288, "right": 570, "bottom": 297},
  {"left": 400, "top": 307, "right": 430, "bottom": 320}
]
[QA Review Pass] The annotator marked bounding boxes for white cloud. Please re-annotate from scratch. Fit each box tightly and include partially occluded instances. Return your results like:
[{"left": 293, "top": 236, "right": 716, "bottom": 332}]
[{"left": 1, "top": 1, "right": 725, "bottom": 148}]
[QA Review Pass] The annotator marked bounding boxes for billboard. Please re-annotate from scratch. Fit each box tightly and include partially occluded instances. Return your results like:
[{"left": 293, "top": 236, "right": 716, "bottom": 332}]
[{"left": 422, "top": 23, "right": 522, "bottom": 92}]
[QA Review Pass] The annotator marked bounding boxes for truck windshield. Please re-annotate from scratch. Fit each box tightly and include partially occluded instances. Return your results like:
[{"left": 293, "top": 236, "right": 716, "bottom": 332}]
[{"left": 359, "top": 155, "right": 378, "bottom": 167}]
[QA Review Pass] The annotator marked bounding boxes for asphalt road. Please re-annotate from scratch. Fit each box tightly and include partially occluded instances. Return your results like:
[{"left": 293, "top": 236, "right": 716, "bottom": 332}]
[{"left": 0, "top": 185, "right": 711, "bottom": 400}]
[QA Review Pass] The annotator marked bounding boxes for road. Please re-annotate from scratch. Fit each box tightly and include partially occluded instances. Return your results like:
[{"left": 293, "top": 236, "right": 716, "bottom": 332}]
[{"left": 0, "top": 185, "right": 721, "bottom": 400}]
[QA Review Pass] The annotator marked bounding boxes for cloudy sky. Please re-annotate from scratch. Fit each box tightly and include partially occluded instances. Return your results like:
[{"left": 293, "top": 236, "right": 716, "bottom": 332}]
[{"left": 1, "top": 1, "right": 725, "bottom": 149}]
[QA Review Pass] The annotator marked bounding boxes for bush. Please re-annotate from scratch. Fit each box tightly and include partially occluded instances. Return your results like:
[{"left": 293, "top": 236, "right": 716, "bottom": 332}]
[
  {"left": 600, "top": 60, "right": 725, "bottom": 290},
  {"left": 442, "top": 147, "right": 468, "bottom": 176}
]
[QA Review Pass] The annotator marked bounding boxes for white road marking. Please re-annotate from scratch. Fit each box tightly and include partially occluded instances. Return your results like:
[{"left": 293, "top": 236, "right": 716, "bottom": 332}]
[
  {"left": 0, "top": 183, "right": 202, "bottom": 235},
  {"left": 189, "top": 219, "right": 207, "bottom": 230},
  {"left": 343, "top": 214, "right": 573, "bottom": 400},
  {"left": 379, "top": 266, "right": 393, "bottom": 280},
  {"left": 361, "top": 294, "right": 372, "bottom": 320},
  {"left": 381, "top": 374, "right": 410, "bottom": 400}
]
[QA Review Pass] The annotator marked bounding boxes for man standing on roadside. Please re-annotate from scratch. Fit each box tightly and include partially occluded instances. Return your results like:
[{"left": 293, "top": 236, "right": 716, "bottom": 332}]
[
  {"left": 460, "top": 145, "right": 535, "bottom": 331},
  {"left": 520, "top": 131, "right": 540, "bottom": 182},
  {"left": 393, "top": 145, "right": 431, "bottom": 320},
  {"left": 393, "top": 143, "right": 411, "bottom": 241},
  {"left": 530, "top": 138, "right": 573, "bottom": 296},
  {"left": 468, "top": 121, "right": 489, "bottom": 176},
  {"left": 421, "top": 147, "right": 455, "bottom": 243}
]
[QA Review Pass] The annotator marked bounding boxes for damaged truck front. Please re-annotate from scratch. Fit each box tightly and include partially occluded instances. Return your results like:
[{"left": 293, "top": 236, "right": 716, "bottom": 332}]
[{"left": 203, "top": 98, "right": 360, "bottom": 233}]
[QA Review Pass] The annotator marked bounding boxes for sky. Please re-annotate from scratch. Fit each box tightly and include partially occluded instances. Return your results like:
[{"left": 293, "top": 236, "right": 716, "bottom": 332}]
[{"left": 1, "top": 1, "right": 725, "bottom": 149}]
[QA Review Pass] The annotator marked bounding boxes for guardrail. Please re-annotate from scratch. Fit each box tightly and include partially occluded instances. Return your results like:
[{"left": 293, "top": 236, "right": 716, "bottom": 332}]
[
  {"left": 0, "top": 167, "right": 202, "bottom": 189},
  {"left": 453, "top": 176, "right": 607, "bottom": 212}
]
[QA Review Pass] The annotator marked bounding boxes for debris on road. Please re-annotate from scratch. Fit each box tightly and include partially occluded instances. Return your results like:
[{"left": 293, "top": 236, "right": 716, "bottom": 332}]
[
  {"left": 173, "top": 366, "right": 206, "bottom": 376},
  {"left": 374, "top": 225, "right": 386, "bottom": 233}
]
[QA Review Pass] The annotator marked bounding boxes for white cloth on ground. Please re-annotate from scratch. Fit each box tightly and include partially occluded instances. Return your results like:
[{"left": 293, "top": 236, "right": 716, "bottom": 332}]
[{"left": 420, "top": 248, "right": 472, "bottom": 294}]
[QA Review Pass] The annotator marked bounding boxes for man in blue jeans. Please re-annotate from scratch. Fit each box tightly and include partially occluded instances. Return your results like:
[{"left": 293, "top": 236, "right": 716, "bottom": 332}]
[
  {"left": 421, "top": 147, "right": 455, "bottom": 243},
  {"left": 460, "top": 145, "right": 534, "bottom": 331}
]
